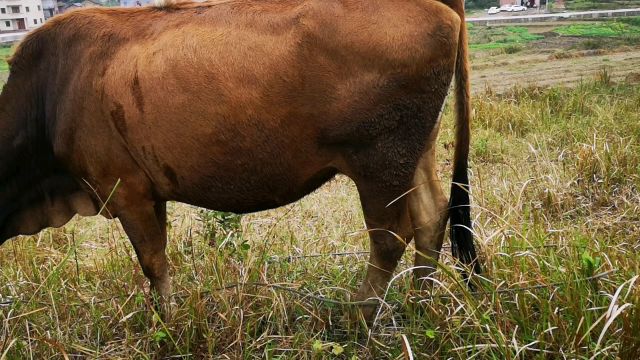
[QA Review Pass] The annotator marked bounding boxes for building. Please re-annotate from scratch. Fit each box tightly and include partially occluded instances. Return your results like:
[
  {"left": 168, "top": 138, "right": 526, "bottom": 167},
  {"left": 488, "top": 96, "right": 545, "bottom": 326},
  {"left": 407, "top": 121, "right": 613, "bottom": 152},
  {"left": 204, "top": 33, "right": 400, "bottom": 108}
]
[
  {"left": 55, "top": 0, "right": 104, "bottom": 14},
  {"left": 119, "top": 0, "right": 151, "bottom": 7},
  {"left": 0, "top": 0, "right": 46, "bottom": 32},
  {"left": 41, "top": 0, "right": 58, "bottom": 19}
]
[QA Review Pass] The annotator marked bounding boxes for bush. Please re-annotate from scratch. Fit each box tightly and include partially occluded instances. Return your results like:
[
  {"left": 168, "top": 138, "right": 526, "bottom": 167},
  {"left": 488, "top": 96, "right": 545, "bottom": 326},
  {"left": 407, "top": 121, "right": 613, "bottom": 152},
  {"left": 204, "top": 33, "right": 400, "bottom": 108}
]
[
  {"left": 555, "top": 20, "right": 640, "bottom": 38},
  {"left": 619, "top": 16, "right": 640, "bottom": 27},
  {"left": 578, "top": 38, "right": 605, "bottom": 50},
  {"left": 465, "top": 0, "right": 496, "bottom": 10},
  {"left": 503, "top": 44, "right": 524, "bottom": 54},
  {"left": 469, "top": 25, "right": 544, "bottom": 51}
]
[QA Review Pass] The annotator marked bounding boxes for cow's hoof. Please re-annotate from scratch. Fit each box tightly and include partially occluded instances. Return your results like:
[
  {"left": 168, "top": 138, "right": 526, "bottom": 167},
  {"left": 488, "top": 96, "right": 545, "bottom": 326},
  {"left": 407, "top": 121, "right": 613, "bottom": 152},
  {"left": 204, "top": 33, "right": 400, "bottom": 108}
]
[{"left": 340, "top": 305, "right": 377, "bottom": 327}]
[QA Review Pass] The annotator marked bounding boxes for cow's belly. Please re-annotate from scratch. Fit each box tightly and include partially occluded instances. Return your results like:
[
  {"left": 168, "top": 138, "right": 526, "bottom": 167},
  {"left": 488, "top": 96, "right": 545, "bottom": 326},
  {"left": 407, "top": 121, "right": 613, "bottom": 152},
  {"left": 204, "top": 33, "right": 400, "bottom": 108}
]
[
  {"left": 133, "top": 122, "right": 340, "bottom": 213},
  {"left": 169, "top": 163, "right": 339, "bottom": 214}
]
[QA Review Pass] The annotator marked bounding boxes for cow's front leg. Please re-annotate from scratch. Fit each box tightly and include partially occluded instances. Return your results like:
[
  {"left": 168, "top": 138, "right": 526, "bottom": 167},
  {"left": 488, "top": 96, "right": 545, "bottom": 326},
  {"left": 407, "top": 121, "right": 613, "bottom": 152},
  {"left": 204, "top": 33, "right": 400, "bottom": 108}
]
[{"left": 118, "top": 200, "right": 171, "bottom": 319}]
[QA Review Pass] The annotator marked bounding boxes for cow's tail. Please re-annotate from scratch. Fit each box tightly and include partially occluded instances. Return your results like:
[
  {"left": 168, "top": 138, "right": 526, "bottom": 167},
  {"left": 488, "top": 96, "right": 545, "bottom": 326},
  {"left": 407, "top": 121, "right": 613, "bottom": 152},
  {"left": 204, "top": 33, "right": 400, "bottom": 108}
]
[{"left": 445, "top": 1, "right": 482, "bottom": 285}]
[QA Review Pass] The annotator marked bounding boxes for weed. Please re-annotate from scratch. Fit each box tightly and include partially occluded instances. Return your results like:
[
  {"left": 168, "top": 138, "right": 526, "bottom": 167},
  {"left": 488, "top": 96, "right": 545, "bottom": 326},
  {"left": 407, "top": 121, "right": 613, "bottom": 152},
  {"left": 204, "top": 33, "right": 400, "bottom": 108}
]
[
  {"left": 595, "top": 66, "right": 612, "bottom": 86},
  {"left": 567, "top": 1, "right": 640, "bottom": 11},
  {"left": 579, "top": 38, "right": 605, "bottom": 50},
  {"left": 548, "top": 49, "right": 576, "bottom": 59},
  {"left": 554, "top": 19, "right": 640, "bottom": 38},
  {"left": 503, "top": 44, "right": 523, "bottom": 54}
]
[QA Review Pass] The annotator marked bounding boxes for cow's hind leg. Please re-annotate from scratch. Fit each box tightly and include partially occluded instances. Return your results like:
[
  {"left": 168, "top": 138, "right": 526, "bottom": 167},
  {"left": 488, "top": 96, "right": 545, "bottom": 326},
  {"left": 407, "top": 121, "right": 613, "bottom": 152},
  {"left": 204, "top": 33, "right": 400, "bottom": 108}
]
[
  {"left": 352, "top": 185, "right": 414, "bottom": 322},
  {"left": 408, "top": 130, "right": 449, "bottom": 290},
  {"left": 118, "top": 200, "right": 171, "bottom": 318},
  {"left": 339, "top": 97, "right": 445, "bottom": 322}
]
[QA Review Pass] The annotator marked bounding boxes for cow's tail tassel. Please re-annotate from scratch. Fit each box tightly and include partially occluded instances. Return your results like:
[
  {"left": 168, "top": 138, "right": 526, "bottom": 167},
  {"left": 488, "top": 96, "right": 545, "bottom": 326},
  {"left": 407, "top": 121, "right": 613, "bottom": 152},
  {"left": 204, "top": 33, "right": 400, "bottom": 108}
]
[{"left": 449, "top": 4, "right": 481, "bottom": 289}]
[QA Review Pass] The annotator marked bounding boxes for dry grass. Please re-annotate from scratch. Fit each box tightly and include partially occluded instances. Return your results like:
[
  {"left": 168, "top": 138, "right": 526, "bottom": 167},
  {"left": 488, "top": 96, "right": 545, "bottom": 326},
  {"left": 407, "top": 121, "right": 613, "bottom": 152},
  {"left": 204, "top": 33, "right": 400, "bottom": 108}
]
[{"left": 1, "top": 70, "right": 639, "bottom": 358}]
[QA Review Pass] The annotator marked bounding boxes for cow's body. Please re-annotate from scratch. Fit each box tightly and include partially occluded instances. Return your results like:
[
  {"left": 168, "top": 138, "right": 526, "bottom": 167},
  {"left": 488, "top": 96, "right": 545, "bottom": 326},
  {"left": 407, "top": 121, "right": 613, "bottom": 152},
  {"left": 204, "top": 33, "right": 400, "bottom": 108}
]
[{"left": 0, "top": 0, "right": 479, "bottom": 321}]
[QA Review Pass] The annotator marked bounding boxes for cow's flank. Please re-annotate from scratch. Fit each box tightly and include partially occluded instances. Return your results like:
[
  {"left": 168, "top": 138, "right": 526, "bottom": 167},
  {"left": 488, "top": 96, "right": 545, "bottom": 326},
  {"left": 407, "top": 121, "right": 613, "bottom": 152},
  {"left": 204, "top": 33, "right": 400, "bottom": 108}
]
[{"left": 0, "top": 0, "right": 478, "bottom": 322}]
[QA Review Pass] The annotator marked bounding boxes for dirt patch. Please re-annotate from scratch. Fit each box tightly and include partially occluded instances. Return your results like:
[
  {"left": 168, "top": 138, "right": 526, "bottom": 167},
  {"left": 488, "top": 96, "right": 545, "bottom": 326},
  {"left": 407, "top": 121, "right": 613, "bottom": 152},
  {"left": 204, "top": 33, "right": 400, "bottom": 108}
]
[
  {"left": 547, "top": 48, "right": 608, "bottom": 60},
  {"left": 529, "top": 35, "right": 586, "bottom": 50},
  {"left": 472, "top": 60, "right": 511, "bottom": 71},
  {"left": 525, "top": 23, "right": 576, "bottom": 33},
  {"left": 471, "top": 46, "right": 640, "bottom": 93}
]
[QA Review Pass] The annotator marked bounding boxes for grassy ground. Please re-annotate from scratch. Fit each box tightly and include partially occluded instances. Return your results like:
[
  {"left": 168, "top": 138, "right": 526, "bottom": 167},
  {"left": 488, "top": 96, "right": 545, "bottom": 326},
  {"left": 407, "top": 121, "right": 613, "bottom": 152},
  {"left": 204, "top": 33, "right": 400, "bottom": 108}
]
[
  {"left": 566, "top": 0, "right": 640, "bottom": 11},
  {"left": 2, "top": 22, "right": 640, "bottom": 359},
  {"left": 0, "top": 46, "right": 12, "bottom": 73},
  {"left": 468, "top": 24, "right": 544, "bottom": 51},
  {"left": 555, "top": 17, "right": 640, "bottom": 37}
]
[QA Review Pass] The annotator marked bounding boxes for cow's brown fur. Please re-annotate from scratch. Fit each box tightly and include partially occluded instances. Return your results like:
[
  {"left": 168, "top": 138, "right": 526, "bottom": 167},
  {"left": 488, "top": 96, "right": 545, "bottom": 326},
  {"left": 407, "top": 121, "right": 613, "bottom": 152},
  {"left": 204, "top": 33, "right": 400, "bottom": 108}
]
[{"left": 0, "top": 0, "right": 477, "bottom": 321}]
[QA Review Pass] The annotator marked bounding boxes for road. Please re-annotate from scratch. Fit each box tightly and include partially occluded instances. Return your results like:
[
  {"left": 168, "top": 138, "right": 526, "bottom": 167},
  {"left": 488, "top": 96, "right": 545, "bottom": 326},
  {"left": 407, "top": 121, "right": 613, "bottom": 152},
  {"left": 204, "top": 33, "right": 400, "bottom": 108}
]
[
  {"left": 0, "top": 31, "right": 28, "bottom": 44},
  {"left": 469, "top": 7, "right": 640, "bottom": 24}
]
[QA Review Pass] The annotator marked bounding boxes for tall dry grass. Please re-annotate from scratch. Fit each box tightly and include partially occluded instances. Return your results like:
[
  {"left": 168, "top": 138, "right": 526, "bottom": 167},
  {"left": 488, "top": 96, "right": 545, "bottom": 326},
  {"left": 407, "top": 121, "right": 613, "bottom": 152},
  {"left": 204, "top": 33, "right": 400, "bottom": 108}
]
[{"left": 1, "top": 73, "right": 640, "bottom": 358}]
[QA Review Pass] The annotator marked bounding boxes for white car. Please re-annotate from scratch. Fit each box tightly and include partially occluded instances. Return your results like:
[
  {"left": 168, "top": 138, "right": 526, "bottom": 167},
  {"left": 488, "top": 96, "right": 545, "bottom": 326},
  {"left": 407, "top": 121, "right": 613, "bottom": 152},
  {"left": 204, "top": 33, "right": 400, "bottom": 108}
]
[
  {"left": 511, "top": 5, "right": 527, "bottom": 11},
  {"left": 487, "top": 6, "right": 501, "bottom": 15},
  {"left": 499, "top": 5, "right": 513, "bottom": 12}
]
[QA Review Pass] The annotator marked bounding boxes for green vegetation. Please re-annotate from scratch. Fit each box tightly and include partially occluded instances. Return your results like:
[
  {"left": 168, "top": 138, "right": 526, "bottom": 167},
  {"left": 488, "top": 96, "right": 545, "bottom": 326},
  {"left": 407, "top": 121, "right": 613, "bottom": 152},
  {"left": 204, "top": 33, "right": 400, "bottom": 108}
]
[
  {"left": 0, "top": 46, "right": 12, "bottom": 72},
  {"left": 620, "top": 16, "right": 640, "bottom": 26},
  {"left": 469, "top": 25, "right": 544, "bottom": 50},
  {"left": 566, "top": 0, "right": 640, "bottom": 11},
  {"left": 464, "top": 0, "right": 496, "bottom": 10},
  {"left": 1, "top": 73, "right": 639, "bottom": 358},
  {"left": 555, "top": 17, "right": 640, "bottom": 37},
  {"left": 578, "top": 38, "right": 607, "bottom": 49}
]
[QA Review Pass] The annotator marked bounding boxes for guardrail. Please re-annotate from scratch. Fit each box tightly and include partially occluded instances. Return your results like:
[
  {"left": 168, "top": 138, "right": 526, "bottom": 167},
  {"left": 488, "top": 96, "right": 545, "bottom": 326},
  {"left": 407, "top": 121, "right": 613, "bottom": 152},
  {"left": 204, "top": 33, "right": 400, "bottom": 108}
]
[
  {"left": 468, "top": 8, "right": 640, "bottom": 25},
  {"left": 0, "top": 31, "right": 27, "bottom": 44}
]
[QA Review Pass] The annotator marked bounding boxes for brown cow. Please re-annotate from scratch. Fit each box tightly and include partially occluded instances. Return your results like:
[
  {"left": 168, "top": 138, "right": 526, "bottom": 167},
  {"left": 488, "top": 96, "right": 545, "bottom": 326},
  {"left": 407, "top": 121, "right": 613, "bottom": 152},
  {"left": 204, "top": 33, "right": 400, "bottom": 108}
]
[{"left": 0, "top": 0, "right": 480, "bottom": 321}]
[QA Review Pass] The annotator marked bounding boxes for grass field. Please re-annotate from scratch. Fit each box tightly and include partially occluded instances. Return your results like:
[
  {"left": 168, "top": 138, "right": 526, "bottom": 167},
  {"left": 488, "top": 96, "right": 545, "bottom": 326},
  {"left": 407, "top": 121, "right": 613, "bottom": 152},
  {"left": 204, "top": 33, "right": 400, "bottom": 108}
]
[
  {"left": 1, "top": 21, "right": 640, "bottom": 359},
  {"left": 468, "top": 18, "right": 640, "bottom": 92},
  {"left": 566, "top": 0, "right": 640, "bottom": 11},
  {"left": 0, "top": 46, "right": 11, "bottom": 73},
  {"left": 555, "top": 18, "right": 640, "bottom": 37},
  {"left": 468, "top": 24, "right": 545, "bottom": 51}
]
